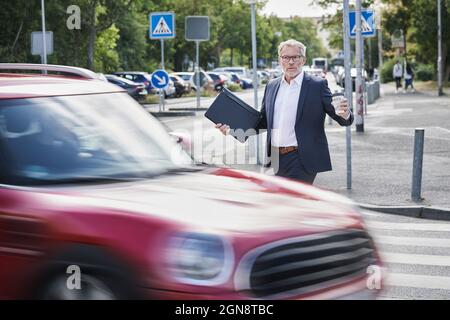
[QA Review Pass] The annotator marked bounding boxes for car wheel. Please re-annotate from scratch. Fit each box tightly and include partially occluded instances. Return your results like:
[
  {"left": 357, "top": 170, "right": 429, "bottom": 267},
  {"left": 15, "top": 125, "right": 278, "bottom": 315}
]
[
  {"left": 33, "top": 245, "right": 141, "bottom": 300},
  {"left": 38, "top": 272, "right": 118, "bottom": 300}
]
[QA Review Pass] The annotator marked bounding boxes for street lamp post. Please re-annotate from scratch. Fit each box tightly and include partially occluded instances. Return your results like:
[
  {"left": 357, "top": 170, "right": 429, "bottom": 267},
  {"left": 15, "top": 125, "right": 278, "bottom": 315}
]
[
  {"left": 245, "top": 0, "right": 261, "bottom": 165},
  {"left": 438, "top": 0, "right": 443, "bottom": 96},
  {"left": 375, "top": 0, "right": 383, "bottom": 82},
  {"left": 40, "top": 0, "right": 47, "bottom": 65},
  {"left": 343, "top": 0, "right": 353, "bottom": 190},
  {"left": 355, "top": 0, "right": 364, "bottom": 132}
]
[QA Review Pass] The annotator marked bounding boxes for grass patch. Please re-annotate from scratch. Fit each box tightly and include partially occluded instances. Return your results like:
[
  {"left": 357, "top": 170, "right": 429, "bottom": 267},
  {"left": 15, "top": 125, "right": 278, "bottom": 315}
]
[{"left": 145, "top": 94, "right": 160, "bottom": 104}]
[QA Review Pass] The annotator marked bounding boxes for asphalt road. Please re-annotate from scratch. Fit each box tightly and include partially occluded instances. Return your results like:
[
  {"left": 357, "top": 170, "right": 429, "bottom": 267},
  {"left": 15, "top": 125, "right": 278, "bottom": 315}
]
[
  {"left": 361, "top": 209, "right": 450, "bottom": 299},
  {"left": 153, "top": 82, "right": 450, "bottom": 300}
]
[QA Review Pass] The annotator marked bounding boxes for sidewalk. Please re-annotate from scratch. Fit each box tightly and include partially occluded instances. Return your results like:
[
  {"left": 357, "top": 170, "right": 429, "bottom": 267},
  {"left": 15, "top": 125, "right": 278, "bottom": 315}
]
[{"left": 224, "top": 83, "right": 450, "bottom": 211}]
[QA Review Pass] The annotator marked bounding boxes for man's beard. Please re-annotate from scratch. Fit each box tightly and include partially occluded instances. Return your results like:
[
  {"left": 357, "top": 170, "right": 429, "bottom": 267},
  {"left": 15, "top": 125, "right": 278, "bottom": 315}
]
[{"left": 284, "top": 66, "right": 302, "bottom": 78}]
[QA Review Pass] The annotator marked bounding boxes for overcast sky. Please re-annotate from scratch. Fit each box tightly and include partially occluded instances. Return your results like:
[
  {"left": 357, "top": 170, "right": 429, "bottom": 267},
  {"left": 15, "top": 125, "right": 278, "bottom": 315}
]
[{"left": 261, "top": 0, "right": 339, "bottom": 18}]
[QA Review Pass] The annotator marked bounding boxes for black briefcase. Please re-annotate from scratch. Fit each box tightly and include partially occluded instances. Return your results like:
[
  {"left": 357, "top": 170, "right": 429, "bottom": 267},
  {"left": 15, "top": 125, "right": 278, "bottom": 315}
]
[{"left": 205, "top": 88, "right": 261, "bottom": 143}]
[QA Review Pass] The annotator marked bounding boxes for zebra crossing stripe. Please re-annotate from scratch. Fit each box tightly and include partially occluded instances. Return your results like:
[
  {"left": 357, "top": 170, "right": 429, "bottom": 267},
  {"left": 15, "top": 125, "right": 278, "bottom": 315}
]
[
  {"left": 367, "top": 221, "right": 450, "bottom": 232},
  {"left": 373, "top": 235, "right": 450, "bottom": 247},
  {"left": 385, "top": 273, "right": 450, "bottom": 290},
  {"left": 380, "top": 252, "right": 450, "bottom": 267}
]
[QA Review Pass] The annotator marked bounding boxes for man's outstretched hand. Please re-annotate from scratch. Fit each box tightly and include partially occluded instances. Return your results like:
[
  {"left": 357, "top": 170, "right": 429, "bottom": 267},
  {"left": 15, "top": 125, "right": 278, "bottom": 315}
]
[{"left": 215, "top": 123, "right": 230, "bottom": 135}]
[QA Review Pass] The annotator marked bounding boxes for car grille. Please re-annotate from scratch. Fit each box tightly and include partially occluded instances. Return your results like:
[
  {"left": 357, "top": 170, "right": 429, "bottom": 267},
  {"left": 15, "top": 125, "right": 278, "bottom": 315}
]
[{"left": 237, "top": 229, "right": 377, "bottom": 299}]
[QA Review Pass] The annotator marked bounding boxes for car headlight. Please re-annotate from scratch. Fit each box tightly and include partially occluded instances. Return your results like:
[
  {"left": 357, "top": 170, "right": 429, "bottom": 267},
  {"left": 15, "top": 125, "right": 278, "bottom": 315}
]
[{"left": 167, "top": 232, "right": 234, "bottom": 285}]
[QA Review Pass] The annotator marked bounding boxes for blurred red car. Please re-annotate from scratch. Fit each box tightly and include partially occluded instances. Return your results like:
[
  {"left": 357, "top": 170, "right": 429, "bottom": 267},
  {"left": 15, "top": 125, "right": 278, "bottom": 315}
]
[{"left": 0, "top": 64, "right": 382, "bottom": 300}]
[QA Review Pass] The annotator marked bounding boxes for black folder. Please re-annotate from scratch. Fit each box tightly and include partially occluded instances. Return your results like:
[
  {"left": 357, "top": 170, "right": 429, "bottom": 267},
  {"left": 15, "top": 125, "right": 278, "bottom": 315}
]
[{"left": 205, "top": 88, "right": 261, "bottom": 143}]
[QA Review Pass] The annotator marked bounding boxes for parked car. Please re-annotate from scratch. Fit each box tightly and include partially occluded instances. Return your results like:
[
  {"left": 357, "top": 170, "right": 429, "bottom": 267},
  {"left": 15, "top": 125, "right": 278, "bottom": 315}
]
[
  {"left": 114, "top": 71, "right": 176, "bottom": 98},
  {"left": 336, "top": 67, "right": 369, "bottom": 91},
  {"left": 169, "top": 74, "right": 190, "bottom": 98},
  {"left": 216, "top": 71, "right": 252, "bottom": 89},
  {"left": 213, "top": 66, "right": 250, "bottom": 79},
  {"left": 266, "top": 68, "right": 283, "bottom": 79},
  {"left": 206, "top": 72, "right": 228, "bottom": 91},
  {"left": 174, "top": 71, "right": 214, "bottom": 92},
  {"left": 216, "top": 71, "right": 241, "bottom": 86},
  {"left": 257, "top": 70, "right": 271, "bottom": 84},
  {"left": 105, "top": 74, "right": 147, "bottom": 101},
  {"left": 0, "top": 63, "right": 382, "bottom": 300},
  {"left": 236, "top": 74, "right": 253, "bottom": 89}
]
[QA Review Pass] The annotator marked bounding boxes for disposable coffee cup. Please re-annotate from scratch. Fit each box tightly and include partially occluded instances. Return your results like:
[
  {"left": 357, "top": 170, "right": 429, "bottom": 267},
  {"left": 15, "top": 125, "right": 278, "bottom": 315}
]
[{"left": 332, "top": 92, "right": 345, "bottom": 112}]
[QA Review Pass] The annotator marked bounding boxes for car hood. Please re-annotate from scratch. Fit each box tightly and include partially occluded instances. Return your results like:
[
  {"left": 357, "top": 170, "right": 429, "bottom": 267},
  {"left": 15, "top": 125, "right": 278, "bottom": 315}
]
[{"left": 38, "top": 168, "right": 363, "bottom": 234}]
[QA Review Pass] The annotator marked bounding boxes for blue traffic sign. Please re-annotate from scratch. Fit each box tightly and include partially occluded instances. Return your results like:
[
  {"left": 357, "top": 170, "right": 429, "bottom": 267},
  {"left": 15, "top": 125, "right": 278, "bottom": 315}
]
[
  {"left": 349, "top": 10, "right": 376, "bottom": 38},
  {"left": 150, "top": 12, "right": 175, "bottom": 39},
  {"left": 151, "top": 70, "right": 170, "bottom": 89}
]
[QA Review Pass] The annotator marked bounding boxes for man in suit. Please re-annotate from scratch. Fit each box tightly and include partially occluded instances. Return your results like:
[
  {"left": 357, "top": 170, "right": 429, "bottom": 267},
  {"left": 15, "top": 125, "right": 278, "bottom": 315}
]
[{"left": 216, "top": 39, "right": 353, "bottom": 184}]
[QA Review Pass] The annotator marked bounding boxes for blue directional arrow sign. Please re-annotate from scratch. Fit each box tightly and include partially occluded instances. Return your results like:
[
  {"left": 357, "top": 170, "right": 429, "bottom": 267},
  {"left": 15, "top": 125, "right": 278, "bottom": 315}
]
[
  {"left": 150, "top": 12, "right": 175, "bottom": 39},
  {"left": 151, "top": 70, "right": 170, "bottom": 89},
  {"left": 349, "top": 9, "right": 376, "bottom": 38}
]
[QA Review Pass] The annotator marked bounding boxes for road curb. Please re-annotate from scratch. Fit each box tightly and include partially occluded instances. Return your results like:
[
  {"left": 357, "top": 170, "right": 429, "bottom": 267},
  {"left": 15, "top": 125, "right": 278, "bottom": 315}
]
[
  {"left": 149, "top": 111, "right": 196, "bottom": 117},
  {"left": 358, "top": 203, "right": 450, "bottom": 221}
]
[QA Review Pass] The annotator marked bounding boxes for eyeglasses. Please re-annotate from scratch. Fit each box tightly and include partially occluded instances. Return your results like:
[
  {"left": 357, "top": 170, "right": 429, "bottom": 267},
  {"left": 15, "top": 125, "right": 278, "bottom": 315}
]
[{"left": 280, "top": 55, "right": 302, "bottom": 63}]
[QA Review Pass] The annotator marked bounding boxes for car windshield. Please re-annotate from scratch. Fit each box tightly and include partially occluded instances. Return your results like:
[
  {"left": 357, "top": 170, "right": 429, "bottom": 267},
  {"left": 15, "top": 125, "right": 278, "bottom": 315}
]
[{"left": 0, "top": 93, "right": 194, "bottom": 186}]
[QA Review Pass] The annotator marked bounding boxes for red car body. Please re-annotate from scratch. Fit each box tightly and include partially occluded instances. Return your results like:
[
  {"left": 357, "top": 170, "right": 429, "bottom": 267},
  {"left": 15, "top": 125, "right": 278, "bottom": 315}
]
[{"left": 0, "top": 64, "right": 382, "bottom": 299}]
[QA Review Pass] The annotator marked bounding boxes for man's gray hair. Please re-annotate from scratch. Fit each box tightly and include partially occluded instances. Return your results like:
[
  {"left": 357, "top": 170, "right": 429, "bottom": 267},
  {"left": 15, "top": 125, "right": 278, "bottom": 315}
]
[{"left": 278, "top": 39, "right": 307, "bottom": 57}]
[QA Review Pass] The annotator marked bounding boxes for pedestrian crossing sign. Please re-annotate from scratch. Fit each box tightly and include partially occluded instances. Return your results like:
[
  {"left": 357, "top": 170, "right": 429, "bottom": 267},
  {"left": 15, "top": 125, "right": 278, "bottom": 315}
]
[
  {"left": 150, "top": 12, "right": 175, "bottom": 39},
  {"left": 349, "top": 9, "right": 376, "bottom": 38}
]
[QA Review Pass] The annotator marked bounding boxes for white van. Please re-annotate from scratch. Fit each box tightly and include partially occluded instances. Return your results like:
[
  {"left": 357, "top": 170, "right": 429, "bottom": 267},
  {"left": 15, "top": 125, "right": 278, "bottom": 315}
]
[{"left": 312, "top": 58, "right": 328, "bottom": 72}]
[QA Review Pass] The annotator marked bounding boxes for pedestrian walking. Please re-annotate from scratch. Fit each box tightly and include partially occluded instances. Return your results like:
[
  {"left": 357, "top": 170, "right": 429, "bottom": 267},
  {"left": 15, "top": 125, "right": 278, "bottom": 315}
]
[
  {"left": 404, "top": 62, "right": 416, "bottom": 93},
  {"left": 393, "top": 60, "right": 403, "bottom": 93}
]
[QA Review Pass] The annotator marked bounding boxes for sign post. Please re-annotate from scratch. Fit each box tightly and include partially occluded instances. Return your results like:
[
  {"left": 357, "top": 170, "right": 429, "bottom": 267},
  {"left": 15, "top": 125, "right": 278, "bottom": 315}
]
[
  {"left": 185, "top": 16, "right": 210, "bottom": 109},
  {"left": 349, "top": 7, "right": 376, "bottom": 133},
  {"left": 151, "top": 70, "right": 170, "bottom": 112},
  {"left": 150, "top": 12, "right": 175, "bottom": 111}
]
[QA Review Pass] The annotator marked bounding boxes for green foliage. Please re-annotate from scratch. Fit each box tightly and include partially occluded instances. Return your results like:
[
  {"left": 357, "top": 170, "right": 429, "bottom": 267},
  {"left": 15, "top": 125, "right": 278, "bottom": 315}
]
[
  {"left": 228, "top": 83, "right": 242, "bottom": 92},
  {"left": 415, "top": 64, "right": 434, "bottom": 81},
  {"left": 315, "top": 0, "right": 450, "bottom": 85},
  {"left": 94, "top": 24, "right": 120, "bottom": 72},
  {"left": 0, "top": 0, "right": 340, "bottom": 75},
  {"left": 380, "top": 58, "right": 398, "bottom": 83},
  {"left": 145, "top": 94, "right": 160, "bottom": 105}
]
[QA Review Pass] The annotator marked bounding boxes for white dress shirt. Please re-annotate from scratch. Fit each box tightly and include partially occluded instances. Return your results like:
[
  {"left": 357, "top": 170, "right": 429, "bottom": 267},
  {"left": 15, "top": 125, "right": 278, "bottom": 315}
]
[{"left": 271, "top": 72, "right": 304, "bottom": 147}]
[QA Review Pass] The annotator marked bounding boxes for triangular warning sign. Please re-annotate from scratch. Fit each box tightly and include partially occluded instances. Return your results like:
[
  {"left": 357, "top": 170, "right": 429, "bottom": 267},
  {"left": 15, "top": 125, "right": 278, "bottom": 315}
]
[
  {"left": 351, "top": 15, "right": 373, "bottom": 34},
  {"left": 153, "top": 17, "right": 172, "bottom": 35}
]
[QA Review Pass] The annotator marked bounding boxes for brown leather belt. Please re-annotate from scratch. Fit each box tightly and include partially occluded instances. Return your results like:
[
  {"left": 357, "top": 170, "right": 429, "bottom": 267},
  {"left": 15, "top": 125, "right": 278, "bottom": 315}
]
[{"left": 274, "top": 146, "right": 298, "bottom": 155}]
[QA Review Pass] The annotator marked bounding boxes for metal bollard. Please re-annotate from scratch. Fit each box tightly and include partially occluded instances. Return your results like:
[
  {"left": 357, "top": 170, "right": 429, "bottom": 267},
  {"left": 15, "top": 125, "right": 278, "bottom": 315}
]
[{"left": 411, "top": 128, "right": 425, "bottom": 202}]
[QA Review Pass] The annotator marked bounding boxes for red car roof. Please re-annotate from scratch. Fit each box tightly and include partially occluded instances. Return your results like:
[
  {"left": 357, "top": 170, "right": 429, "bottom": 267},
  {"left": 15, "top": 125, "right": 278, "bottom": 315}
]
[{"left": 0, "top": 73, "right": 124, "bottom": 99}]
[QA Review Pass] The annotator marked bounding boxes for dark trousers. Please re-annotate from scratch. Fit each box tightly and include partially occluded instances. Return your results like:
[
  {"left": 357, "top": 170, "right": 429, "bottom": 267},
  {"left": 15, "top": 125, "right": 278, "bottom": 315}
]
[
  {"left": 274, "top": 150, "right": 317, "bottom": 184},
  {"left": 395, "top": 77, "right": 402, "bottom": 90}
]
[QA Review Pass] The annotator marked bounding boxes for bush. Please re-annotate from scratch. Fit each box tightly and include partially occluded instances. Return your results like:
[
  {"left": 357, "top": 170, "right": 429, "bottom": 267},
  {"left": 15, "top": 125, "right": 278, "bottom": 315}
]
[
  {"left": 415, "top": 64, "right": 435, "bottom": 81},
  {"left": 228, "top": 83, "right": 242, "bottom": 92},
  {"left": 380, "top": 58, "right": 399, "bottom": 83}
]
